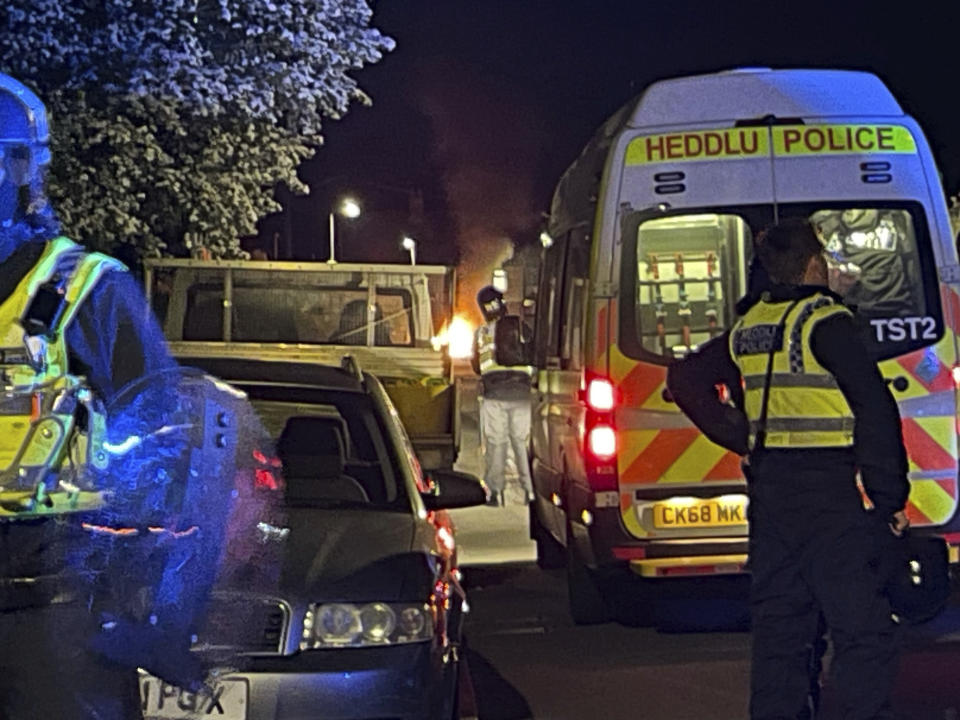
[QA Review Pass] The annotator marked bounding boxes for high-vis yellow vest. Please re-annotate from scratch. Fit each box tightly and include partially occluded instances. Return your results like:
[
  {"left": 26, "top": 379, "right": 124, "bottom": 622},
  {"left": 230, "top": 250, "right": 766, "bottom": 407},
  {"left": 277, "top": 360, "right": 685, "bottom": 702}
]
[
  {"left": 476, "top": 322, "right": 535, "bottom": 378},
  {"left": 730, "top": 293, "right": 855, "bottom": 449},
  {"left": 0, "top": 237, "right": 121, "bottom": 517}
]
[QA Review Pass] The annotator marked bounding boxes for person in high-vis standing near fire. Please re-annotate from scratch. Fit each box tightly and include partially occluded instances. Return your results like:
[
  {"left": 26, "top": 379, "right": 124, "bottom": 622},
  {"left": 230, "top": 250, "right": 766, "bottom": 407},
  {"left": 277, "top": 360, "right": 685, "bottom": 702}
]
[
  {"left": 0, "top": 74, "right": 279, "bottom": 719},
  {"left": 472, "top": 285, "right": 535, "bottom": 506},
  {"left": 667, "top": 218, "right": 909, "bottom": 720}
]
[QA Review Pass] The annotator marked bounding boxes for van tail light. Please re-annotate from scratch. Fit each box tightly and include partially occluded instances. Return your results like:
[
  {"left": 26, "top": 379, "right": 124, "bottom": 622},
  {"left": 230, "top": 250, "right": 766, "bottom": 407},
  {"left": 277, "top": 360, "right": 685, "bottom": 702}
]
[
  {"left": 586, "top": 377, "right": 616, "bottom": 412},
  {"left": 588, "top": 424, "right": 617, "bottom": 459},
  {"left": 582, "top": 372, "right": 619, "bottom": 491}
]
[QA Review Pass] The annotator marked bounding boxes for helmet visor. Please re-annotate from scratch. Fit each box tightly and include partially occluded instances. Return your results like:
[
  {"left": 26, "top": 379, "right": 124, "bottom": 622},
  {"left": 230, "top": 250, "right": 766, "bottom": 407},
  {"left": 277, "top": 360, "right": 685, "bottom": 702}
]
[{"left": 0, "top": 144, "right": 34, "bottom": 187}]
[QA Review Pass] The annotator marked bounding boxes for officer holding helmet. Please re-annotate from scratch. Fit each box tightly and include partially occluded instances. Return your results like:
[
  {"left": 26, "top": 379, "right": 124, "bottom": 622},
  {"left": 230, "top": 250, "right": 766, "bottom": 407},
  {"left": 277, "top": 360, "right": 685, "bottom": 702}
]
[
  {"left": 0, "top": 74, "right": 267, "bottom": 719},
  {"left": 472, "top": 285, "right": 535, "bottom": 506},
  {"left": 667, "top": 218, "right": 909, "bottom": 720}
]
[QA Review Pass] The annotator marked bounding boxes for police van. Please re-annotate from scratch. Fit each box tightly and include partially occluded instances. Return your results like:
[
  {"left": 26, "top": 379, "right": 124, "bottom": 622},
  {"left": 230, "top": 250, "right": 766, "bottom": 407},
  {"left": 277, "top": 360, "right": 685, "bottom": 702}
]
[{"left": 528, "top": 68, "right": 960, "bottom": 623}]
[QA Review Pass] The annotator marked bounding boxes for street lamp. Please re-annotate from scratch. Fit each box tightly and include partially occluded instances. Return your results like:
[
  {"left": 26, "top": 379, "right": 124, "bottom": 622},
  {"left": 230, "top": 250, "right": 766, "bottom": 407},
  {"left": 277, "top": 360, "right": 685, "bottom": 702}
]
[
  {"left": 328, "top": 197, "right": 361, "bottom": 263},
  {"left": 401, "top": 235, "right": 417, "bottom": 265}
]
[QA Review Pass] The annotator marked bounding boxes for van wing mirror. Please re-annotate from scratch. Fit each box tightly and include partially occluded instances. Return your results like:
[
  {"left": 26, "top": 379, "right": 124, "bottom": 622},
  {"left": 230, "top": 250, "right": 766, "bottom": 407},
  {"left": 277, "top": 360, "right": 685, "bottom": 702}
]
[{"left": 493, "top": 315, "right": 531, "bottom": 366}]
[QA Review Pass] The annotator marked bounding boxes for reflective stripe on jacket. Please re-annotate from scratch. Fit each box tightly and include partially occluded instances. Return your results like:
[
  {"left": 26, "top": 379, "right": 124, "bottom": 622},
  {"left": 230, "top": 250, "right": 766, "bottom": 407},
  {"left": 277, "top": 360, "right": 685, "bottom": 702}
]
[
  {"left": 0, "top": 237, "right": 121, "bottom": 512},
  {"left": 729, "top": 292, "right": 855, "bottom": 449}
]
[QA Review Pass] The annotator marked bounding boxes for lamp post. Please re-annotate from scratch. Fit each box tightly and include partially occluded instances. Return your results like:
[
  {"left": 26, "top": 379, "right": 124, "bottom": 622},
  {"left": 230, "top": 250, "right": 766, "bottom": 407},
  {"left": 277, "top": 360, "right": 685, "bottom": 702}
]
[
  {"left": 328, "top": 197, "right": 361, "bottom": 264},
  {"left": 401, "top": 235, "right": 417, "bottom": 265}
]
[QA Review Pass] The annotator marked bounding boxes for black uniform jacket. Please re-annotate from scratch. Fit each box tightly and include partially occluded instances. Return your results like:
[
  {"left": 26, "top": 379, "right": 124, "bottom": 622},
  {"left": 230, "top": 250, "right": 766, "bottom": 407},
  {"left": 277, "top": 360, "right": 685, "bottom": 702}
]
[{"left": 666, "top": 284, "right": 910, "bottom": 519}]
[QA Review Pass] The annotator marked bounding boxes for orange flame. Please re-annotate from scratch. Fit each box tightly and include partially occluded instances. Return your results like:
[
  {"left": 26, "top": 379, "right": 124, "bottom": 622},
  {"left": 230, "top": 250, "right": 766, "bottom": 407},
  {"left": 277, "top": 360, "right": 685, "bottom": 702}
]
[{"left": 432, "top": 315, "right": 475, "bottom": 359}]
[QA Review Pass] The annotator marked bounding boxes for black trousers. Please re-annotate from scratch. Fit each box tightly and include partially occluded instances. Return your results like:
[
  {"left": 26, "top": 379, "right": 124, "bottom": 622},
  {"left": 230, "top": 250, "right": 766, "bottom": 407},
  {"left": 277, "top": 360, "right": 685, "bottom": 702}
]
[
  {"left": 0, "top": 603, "right": 141, "bottom": 720},
  {"left": 747, "top": 455, "right": 899, "bottom": 720}
]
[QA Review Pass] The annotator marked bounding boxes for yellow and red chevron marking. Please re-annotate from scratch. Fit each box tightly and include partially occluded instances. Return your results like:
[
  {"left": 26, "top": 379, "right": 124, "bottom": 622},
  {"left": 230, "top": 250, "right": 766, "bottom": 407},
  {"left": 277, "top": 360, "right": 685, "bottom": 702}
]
[
  {"left": 891, "top": 343, "right": 954, "bottom": 395},
  {"left": 609, "top": 345, "right": 743, "bottom": 485},
  {"left": 941, "top": 285, "right": 960, "bottom": 335},
  {"left": 597, "top": 303, "right": 609, "bottom": 361},
  {"left": 606, "top": 286, "right": 960, "bottom": 529},
  {"left": 880, "top": 282, "right": 959, "bottom": 527},
  {"left": 592, "top": 301, "right": 611, "bottom": 378},
  {"left": 608, "top": 345, "right": 667, "bottom": 409},
  {"left": 620, "top": 489, "right": 649, "bottom": 538},
  {"left": 904, "top": 478, "right": 957, "bottom": 527},
  {"left": 899, "top": 413, "right": 958, "bottom": 526},
  {"left": 617, "top": 428, "right": 743, "bottom": 484}
]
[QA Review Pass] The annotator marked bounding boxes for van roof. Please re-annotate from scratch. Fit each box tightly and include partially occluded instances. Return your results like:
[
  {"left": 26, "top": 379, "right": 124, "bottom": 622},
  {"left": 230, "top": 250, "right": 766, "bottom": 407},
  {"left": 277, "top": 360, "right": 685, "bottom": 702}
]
[
  {"left": 626, "top": 68, "right": 904, "bottom": 127},
  {"left": 547, "top": 68, "right": 909, "bottom": 237}
]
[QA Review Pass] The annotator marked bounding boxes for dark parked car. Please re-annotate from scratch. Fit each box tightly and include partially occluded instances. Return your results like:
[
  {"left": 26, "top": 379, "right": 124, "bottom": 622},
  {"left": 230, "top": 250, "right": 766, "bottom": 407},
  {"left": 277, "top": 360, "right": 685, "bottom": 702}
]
[{"left": 139, "top": 357, "right": 486, "bottom": 720}]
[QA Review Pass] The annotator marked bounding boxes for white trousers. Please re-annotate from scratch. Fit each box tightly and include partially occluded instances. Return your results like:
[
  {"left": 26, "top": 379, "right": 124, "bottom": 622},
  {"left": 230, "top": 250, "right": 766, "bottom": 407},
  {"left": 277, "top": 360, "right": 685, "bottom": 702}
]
[{"left": 480, "top": 397, "right": 532, "bottom": 494}]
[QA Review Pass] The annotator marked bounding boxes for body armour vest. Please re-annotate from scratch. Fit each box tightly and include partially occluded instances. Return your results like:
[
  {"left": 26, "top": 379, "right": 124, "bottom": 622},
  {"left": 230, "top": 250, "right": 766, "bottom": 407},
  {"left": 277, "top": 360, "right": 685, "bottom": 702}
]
[
  {"left": 730, "top": 292, "right": 855, "bottom": 449},
  {"left": 0, "top": 237, "right": 121, "bottom": 516}
]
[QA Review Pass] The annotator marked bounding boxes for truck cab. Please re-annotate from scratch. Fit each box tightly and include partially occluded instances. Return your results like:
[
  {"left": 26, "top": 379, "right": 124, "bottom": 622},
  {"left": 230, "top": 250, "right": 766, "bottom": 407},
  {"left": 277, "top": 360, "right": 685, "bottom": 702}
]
[{"left": 144, "top": 258, "right": 461, "bottom": 471}]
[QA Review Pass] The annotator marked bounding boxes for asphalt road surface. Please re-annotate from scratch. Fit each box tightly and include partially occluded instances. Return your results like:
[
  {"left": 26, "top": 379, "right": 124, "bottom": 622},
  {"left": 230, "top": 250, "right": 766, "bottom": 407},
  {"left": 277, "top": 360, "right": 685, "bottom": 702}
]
[
  {"left": 457, "top": 562, "right": 960, "bottom": 720},
  {"left": 450, "top": 376, "right": 960, "bottom": 719}
]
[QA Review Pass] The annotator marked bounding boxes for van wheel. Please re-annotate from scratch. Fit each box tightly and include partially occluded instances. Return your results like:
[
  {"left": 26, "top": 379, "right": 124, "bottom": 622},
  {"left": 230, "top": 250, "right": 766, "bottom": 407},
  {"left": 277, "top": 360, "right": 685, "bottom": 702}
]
[
  {"left": 530, "top": 502, "right": 565, "bottom": 570},
  {"left": 566, "top": 540, "right": 610, "bottom": 625}
]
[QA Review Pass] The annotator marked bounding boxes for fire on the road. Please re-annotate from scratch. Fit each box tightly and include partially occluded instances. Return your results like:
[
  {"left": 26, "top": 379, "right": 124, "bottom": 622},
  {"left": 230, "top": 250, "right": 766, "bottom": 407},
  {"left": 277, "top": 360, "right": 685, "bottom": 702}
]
[{"left": 432, "top": 315, "right": 475, "bottom": 359}]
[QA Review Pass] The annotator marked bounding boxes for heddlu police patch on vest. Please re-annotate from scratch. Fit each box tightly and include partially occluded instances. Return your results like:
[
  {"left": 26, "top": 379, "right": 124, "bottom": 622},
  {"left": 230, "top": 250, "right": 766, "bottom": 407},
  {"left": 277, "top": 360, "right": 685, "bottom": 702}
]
[{"left": 732, "top": 324, "right": 784, "bottom": 356}]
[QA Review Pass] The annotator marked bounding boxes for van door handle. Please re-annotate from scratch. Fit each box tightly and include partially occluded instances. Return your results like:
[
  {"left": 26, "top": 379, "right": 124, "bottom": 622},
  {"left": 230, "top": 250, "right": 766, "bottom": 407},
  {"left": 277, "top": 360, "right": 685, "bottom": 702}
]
[{"left": 885, "top": 376, "right": 909, "bottom": 392}]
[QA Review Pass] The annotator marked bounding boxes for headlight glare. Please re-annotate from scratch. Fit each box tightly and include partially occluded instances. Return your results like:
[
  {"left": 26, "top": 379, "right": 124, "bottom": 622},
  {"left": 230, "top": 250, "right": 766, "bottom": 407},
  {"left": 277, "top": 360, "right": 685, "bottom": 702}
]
[{"left": 302, "top": 602, "right": 431, "bottom": 649}]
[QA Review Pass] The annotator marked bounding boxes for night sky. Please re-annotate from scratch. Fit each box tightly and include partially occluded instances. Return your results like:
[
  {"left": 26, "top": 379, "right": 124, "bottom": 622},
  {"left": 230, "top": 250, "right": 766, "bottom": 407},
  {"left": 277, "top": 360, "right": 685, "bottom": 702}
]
[{"left": 255, "top": 0, "right": 960, "bottom": 293}]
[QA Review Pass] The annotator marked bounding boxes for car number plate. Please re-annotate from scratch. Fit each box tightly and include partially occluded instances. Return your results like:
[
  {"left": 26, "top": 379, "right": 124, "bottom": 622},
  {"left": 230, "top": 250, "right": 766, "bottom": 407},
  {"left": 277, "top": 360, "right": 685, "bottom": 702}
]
[
  {"left": 652, "top": 497, "right": 747, "bottom": 529},
  {"left": 140, "top": 674, "right": 248, "bottom": 719}
]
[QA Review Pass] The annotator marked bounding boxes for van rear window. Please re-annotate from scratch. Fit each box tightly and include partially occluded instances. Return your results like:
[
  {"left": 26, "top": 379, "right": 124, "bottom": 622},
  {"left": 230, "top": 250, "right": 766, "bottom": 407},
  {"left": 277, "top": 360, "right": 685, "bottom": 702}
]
[
  {"left": 620, "top": 203, "right": 942, "bottom": 362},
  {"left": 810, "top": 208, "right": 922, "bottom": 321},
  {"left": 625, "top": 213, "right": 751, "bottom": 359}
]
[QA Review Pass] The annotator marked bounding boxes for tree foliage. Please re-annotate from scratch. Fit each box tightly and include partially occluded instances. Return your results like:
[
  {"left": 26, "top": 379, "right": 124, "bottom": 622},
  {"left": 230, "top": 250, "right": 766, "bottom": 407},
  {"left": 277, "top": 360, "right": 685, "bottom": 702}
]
[{"left": 1, "top": 0, "right": 394, "bottom": 257}]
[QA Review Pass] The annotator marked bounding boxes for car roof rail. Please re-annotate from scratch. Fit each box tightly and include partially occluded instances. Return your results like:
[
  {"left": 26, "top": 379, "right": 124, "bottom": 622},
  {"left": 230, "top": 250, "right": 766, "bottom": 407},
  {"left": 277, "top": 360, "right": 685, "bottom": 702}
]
[{"left": 340, "top": 354, "right": 364, "bottom": 383}]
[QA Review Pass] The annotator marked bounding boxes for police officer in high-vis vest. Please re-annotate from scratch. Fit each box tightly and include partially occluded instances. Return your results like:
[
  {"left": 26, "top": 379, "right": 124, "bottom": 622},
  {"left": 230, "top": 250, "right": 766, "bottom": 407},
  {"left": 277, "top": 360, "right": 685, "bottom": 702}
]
[
  {"left": 667, "top": 218, "right": 909, "bottom": 720},
  {"left": 472, "top": 285, "right": 535, "bottom": 506},
  {"left": 0, "top": 74, "right": 264, "bottom": 719}
]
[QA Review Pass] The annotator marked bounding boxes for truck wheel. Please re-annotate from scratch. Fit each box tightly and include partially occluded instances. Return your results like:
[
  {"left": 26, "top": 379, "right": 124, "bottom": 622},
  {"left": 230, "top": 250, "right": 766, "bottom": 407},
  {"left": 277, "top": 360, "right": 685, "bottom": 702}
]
[
  {"left": 529, "top": 502, "right": 565, "bottom": 570},
  {"left": 566, "top": 540, "right": 610, "bottom": 625}
]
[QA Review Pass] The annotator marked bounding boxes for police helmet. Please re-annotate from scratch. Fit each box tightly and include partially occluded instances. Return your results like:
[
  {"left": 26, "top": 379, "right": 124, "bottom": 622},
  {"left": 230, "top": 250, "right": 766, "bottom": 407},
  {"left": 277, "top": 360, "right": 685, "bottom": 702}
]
[
  {"left": 477, "top": 285, "right": 505, "bottom": 322},
  {"left": 0, "top": 77, "right": 49, "bottom": 188}
]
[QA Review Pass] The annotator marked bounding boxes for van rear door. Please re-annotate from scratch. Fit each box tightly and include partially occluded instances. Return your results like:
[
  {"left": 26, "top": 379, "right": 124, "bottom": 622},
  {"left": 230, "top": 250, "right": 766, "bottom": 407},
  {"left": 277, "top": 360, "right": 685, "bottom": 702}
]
[
  {"left": 612, "top": 126, "right": 779, "bottom": 545},
  {"left": 772, "top": 121, "right": 959, "bottom": 530}
]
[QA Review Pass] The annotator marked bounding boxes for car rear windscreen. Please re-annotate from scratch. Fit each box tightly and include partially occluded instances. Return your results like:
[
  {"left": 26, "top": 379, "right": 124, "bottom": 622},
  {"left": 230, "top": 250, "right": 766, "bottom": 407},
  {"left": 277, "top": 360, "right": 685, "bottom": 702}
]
[{"left": 245, "top": 387, "right": 407, "bottom": 511}]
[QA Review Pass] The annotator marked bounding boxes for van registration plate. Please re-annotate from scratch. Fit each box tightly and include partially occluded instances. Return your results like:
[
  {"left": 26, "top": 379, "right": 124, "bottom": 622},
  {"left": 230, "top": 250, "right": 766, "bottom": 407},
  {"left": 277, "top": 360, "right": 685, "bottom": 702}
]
[
  {"left": 653, "top": 497, "right": 747, "bottom": 529},
  {"left": 140, "top": 674, "right": 247, "bottom": 719}
]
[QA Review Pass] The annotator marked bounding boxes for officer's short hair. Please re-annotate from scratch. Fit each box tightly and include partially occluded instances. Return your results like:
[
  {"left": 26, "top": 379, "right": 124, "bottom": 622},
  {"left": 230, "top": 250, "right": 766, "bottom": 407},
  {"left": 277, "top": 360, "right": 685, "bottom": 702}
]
[{"left": 755, "top": 218, "right": 822, "bottom": 285}]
